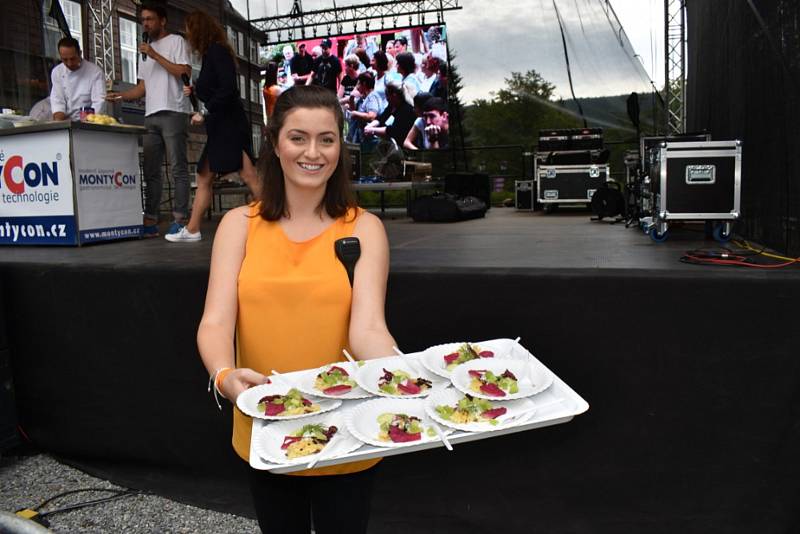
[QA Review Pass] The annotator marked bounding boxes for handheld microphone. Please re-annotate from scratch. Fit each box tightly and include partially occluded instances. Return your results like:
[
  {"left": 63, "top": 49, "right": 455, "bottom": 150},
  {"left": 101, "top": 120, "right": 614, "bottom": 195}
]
[
  {"left": 141, "top": 32, "right": 149, "bottom": 61},
  {"left": 181, "top": 73, "right": 198, "bottom": 110},
  {"left": 334, "top": 237, "right": 361, "bottom": 288}
]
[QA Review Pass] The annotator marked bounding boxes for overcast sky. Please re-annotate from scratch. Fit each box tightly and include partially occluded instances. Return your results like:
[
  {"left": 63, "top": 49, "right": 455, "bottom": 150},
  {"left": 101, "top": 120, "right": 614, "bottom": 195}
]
[{"left": 232, "top": 0, "right": 664, "bottom": 104}]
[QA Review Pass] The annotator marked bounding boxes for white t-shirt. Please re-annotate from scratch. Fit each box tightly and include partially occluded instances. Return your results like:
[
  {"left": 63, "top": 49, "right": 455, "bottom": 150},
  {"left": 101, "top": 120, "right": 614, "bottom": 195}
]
[
  {"left": 138, "top": 33, "right": 192, "bottom": 116},
  {"left": 50, "top": 59, "right": 106, "bottom": 120}
]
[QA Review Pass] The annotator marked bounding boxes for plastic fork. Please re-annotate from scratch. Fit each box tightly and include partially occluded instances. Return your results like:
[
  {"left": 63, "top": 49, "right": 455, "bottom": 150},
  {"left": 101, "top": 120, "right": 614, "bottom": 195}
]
[{"left": 392, "top": 345, "right": 424, "bottom": 376}]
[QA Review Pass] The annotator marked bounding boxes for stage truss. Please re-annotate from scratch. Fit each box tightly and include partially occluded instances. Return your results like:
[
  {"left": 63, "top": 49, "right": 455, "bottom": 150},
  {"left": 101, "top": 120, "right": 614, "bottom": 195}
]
[
  {"left": 88, "top": 0, "right": 116, "bottom": 81},
  {"left": 664, "top": 0, "right": 686, "bottom": 134},
  {"left": 251, "top": 0, "right": 462, "bottom": 46}
]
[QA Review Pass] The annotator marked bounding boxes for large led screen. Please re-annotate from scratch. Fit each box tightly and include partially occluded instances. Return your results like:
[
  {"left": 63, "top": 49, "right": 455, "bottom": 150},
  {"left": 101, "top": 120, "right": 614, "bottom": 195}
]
[{"left": 263, "top": 25, "right": 451, "bottom": 151}]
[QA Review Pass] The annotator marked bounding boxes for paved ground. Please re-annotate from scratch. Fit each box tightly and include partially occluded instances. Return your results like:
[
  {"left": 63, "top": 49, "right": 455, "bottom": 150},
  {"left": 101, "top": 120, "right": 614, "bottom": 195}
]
[{"left": 0, "top": 454, "right": 259, "bottom": 534}]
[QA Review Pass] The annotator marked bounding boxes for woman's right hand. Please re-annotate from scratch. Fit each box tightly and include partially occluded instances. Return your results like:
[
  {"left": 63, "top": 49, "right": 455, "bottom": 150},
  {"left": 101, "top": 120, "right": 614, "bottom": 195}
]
[{"left": 219, "top": 368, "right": 270, "bottom": 403}]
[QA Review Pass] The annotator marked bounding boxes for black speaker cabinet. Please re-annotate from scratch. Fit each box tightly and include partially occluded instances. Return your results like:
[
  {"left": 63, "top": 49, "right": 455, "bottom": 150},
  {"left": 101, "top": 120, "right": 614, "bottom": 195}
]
[
  {"left": 444, "top": 172, "right": 491, "bottom": 208},
  {"left": 515, "top": 180, "right": 534, "bottom": 210}
]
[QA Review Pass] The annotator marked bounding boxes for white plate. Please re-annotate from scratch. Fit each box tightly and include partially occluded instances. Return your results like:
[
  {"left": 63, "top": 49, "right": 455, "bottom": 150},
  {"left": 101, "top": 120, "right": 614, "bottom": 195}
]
[
  {"left": 424, "top": 388, "right": 536, "bottom": 432},
  {"left": 419, "top": 339, "right": 523, "bottom": 379},
  {"left": 355, "top": 356, "right": 448, "bottom": 399},
  {"left": 450, "top": 359, "right": 553, "bottom": 400},
  {"left": 294, "top": 362, "right": 373, "bottom": 400},
  {"left": 345, "top": 398, "right": 451, "bottom": 448},
  {"left": 252, "top": 412, "right": 364, "bottom": 466},
  {"left": 236, "top": 383, "right": 341, "bottom": 420}
]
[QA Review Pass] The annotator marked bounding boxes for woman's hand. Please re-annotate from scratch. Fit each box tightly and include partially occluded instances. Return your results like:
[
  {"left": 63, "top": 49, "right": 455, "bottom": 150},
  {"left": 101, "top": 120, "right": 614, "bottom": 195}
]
[
  {"left": 191, "top": 112, "right": 204, "bottom": 126},
  {"left": 183, "top": 85, "right": 193, "bottom": 97},
  {"left": 219, "top": 368, "right": 270, "bottom": 403}
]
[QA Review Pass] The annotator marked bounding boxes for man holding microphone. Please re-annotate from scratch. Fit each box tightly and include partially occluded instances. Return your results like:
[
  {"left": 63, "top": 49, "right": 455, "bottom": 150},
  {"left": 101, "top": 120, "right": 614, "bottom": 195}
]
[{"left": 107, "top": 3, "right": 192, "bottom": 238}]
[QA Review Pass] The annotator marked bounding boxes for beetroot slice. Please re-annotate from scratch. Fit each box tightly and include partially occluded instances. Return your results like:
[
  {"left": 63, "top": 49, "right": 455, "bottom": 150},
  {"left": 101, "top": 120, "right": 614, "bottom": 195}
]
[
  {"left": 443, "top": 352, "right": 460, "bottom": 364},
  {"left": 281, "top": 436, "right": 303, "bottom": 449},
  {"left": 397, "top": 381, "right": 421, "bottom": 395},
  {"left": 479, "top": 351, "right": 494, "bottom": 358},
  {"left": 480, "top": 383, "right": 506, "bottom": 397},
  {"left": 481, "top": 407, "right": 507, "bottom": 419},
  {"left": 468, "top": 369, "right": 487, "bottom": 378},
  {"left": 388, "top": 426, "right": 421, "bottom": 443},
  {"left": 328, "top": 365, "right": 349, "bottom": 376},
  {"left": 501, "top": 369, "right": 518, "bottom": 380},
  {"left": 323, "top": 384, "right": 352, "bottom": 395},
  {"left": 264, "top": 402, "right": 286, "bottom": 416}
]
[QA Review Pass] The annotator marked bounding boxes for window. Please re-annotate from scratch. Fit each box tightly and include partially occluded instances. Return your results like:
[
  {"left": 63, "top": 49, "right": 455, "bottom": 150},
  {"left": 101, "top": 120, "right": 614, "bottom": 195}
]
[
  {"left": 236, "top": 31, "right": 245, "bottom": 57},
  {"left": 251, "top": 40, "right": 260, "bottom": 64},
  {"left": 43, "top": 0, "right": 84, "bottom": 58},
  {"left": 62, "top": 0, "right": 83, "bottom": 46},
  {"left": 239, "top": 74, "right": 246, "bottom": 99},
  {"left": 119, "top": 18, "right": 140, "bottom": 83},
  {"left": 252, "top": 123, "right": 262, "bottom": 154},
  {"left": 250, "top": 79, "right": 260, "bottom": 103},
  {"left": 227, "top": 27, "right": 236, "bottom": 49}
]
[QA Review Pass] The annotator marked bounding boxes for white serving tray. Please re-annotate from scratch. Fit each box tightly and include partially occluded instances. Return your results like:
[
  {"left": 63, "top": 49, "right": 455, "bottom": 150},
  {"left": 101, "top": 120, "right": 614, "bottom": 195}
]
[{"left": 249, "top": 341, "right": 589, "bottom": 473}]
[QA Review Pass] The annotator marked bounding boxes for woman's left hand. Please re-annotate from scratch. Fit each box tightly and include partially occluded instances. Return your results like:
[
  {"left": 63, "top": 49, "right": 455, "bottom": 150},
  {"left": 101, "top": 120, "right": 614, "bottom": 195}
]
[
  {"left": 191, "top": 112, "right": 204, "bottom": 125},
  {"left": 183, "top": 85, "right": 193, "bottom": 97}
]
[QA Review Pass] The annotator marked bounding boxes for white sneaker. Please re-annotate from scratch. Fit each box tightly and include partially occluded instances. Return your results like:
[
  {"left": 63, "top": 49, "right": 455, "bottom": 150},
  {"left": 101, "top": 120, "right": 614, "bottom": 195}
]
[{"left": 165, "top": 226, "right": 201, "bottom": 242}]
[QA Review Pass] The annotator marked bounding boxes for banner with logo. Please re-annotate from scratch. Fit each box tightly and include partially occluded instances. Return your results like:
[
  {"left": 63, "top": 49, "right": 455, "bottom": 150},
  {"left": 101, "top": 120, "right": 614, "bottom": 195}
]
[
  {"left": 73, "top": 129, "right": 142, "bottom": 244},
  {"left": 0, "top": 129, "right": 77, "bottom": 245}
]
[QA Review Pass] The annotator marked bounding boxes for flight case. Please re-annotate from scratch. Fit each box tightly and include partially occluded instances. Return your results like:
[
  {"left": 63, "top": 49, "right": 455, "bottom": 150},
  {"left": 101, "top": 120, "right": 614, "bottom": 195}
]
[{"left": 642, "top": 140, "right": 742, "bottom": 242}]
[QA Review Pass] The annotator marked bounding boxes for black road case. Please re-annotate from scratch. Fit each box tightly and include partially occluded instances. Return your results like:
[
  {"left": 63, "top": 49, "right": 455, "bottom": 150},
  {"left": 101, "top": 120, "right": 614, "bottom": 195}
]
[
  {"left": 643, "top": 140, "right": 742, "bottom": 241},
  {"left": 536, "top": 164, "right": 610, "bottom": 209}
]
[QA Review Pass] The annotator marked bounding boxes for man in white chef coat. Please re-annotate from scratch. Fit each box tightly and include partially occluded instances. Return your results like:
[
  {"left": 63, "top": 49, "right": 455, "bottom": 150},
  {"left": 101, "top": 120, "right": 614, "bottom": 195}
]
[{"left": 49, "top": 37, "right": 106, "bottom": 121}]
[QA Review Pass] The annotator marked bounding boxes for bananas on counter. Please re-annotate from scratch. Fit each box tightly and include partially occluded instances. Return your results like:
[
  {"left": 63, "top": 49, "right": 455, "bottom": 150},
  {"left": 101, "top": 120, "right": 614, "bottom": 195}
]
[{"left": 83, "top": 113, "right": 119, "bottom": 125}]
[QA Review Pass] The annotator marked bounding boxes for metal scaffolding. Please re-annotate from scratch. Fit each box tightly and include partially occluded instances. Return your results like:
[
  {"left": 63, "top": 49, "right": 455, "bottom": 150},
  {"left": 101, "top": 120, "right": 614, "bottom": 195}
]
[
  {"left": 88, "top": 0, "right": 116, "bottom": 81},
  {"left": 664, "top": 0, "right": 686, "bottom": 134},
  {"left": 251, "top": 0, "right": 461, "bottom": 45}
]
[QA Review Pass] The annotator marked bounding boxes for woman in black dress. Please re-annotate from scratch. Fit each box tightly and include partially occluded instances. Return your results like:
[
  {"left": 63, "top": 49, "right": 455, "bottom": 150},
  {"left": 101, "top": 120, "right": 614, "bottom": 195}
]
[{"left": 167, "top": 11, "right": 258, "bottom": 243}]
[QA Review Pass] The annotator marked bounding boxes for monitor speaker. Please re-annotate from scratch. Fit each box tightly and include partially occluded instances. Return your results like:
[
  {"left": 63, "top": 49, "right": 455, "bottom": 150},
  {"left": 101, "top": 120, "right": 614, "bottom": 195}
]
[{"left": 444, "top": 172, "right": 491, "bottom": 207}]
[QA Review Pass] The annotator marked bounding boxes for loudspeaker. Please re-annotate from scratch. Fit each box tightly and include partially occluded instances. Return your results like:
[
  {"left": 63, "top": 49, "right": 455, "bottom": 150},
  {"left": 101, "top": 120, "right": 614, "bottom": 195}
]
[
  {"left": 444, "top": 172, "right": 491, "bottom": 208},
  {"left": 515, "top": 180, "right": 534, "bottom": 211}
]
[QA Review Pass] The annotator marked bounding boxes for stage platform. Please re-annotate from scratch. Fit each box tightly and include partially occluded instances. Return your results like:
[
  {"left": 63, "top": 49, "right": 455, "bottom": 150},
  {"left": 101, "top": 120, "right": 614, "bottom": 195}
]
[
  {"left": 0, "top": 207, "right": 784, "bottom": 272},
  {"left": 2, "top": 208, "right": 799, "bottom": 534}
]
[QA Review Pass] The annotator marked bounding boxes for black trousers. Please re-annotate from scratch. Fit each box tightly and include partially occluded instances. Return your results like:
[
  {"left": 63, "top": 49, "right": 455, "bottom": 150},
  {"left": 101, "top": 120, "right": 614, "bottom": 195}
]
[{"left": 248, "top": 466, "right": 377, "bottom": 534}]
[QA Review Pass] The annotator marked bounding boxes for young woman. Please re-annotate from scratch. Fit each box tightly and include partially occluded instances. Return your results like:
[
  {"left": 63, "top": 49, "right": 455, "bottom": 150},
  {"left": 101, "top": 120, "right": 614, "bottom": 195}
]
[
  {"left": 166, "top": 11, "right": 258, "bottom": 243},
  {"left": 197, "top": 85, "right": 396, "bottom": 533}
]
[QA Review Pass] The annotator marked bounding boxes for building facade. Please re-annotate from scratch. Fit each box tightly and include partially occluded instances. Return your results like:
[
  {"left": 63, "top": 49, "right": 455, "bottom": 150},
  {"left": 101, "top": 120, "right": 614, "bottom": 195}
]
[{"left": 0, "top": 0, "right": 266, "bottom": 159}]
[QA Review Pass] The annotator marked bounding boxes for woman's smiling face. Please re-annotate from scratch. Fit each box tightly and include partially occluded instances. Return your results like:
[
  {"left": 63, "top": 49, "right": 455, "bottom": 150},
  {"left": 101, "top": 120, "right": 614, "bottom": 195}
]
[{"left": 275, "top": 107, "right": 341, "bottom": 192}]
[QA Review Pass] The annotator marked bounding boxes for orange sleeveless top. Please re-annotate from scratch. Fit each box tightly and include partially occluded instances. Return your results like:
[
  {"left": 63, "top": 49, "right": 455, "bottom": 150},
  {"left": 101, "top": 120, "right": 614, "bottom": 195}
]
[{"left": 233, "top": 204, "right": 380, "bottom": 476}]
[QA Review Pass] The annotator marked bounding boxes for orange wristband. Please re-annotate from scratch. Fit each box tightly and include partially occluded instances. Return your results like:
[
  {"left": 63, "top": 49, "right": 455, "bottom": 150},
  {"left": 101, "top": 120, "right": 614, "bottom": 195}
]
[{"left": 215, "top": 367, "right": 234, "bottom": 391}]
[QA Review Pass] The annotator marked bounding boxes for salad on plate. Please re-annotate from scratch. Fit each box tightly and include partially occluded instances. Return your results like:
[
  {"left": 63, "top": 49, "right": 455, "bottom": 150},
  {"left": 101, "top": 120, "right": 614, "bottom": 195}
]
[
  {"left": 377, "top": 369, "right": 432, "bottom": 396},
  {"left": 377, "top": 413, "right": 434, "bottom": 443},
  {"left": 443, "top": 343, "right": 494, "bottom": 371},
  {"left": 468, "top": 369, "right": 519, "bottom": 397},
  {"left": 314, "top": 365, "right": 358, "bottom": 395},
  {"left": 258, "top": 388, "right": 321, "bottom": 416},
  {"left": 434, "top": 394, "right": 507, "bottom": 425},
  {"left": 280, "top": 423, "right": 338, "bottom": 459}
]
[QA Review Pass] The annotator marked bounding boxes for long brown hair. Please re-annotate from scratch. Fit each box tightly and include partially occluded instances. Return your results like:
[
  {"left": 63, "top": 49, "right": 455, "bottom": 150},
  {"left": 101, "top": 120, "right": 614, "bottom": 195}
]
[
  {"left": 185, "top": 11, "right": 236, "bottom": 63},
  {"left": 257, "top": 85, "right": 355, "bottom": 221}
]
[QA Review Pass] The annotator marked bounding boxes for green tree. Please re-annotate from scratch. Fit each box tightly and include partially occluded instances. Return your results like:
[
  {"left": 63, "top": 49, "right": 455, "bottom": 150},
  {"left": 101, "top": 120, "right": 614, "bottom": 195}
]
[{"left": 466, "top": 70, "right": 579, "bottom": 149}]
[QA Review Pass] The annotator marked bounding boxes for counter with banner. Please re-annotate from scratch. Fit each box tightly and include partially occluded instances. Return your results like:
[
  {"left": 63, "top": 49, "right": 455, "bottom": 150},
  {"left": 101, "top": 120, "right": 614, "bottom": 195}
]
[{"left": 0, "top": 121, "right": 145, "bottom": 245}]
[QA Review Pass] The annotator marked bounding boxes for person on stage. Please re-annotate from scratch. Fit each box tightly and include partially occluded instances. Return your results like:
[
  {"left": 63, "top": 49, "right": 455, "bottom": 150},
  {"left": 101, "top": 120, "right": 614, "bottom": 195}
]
[
  {"left": 307, "top": 39, "right": 342, "bottom": 93},
  {"left": 364, "top": 81, "right": 417, "bottom": 149},
  {"left": 106, "top": 3, "right": 192, "bottom": 238},
  {"left": 263, "top": 62, "right": 282, "bottom": 122},
  {"left": 197, "top": 85, "right": 395, "bottom": 533},
  {"left": 164, "top": 11, "right": 259, "bottom": 243},
  {"left": 49, "top": 37, "right": 106, "bottom": 121},
  {"left": 289, "top": 43, "right": 314, "bottom": 86}
]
